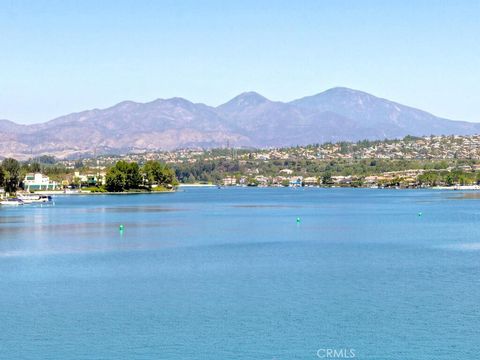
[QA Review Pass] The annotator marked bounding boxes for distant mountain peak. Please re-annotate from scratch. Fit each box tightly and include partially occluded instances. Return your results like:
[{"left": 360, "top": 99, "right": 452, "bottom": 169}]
[
  {"left": 291, "top": 87, "right": 396, "bottom": 112},
  {"left": 299, "top": 87, "right": 378, "bottom": 102},
  {"left": 219, "top": 91, "right": 270, "bottom": 109},
  {"left": 324, "top": 86, "right": 366, "bottom": 94},
  {"left": 323, "top": 86, "right": 358, "bottom": 94},
  {"left": 110, "top": 100, "right": 140, "bottom": 110},
  {"left": 145, "top": 97, "right": 199, "bottom": 109},
  {"left": 165, "top": 96, "right": 193, "bottom": 104}
]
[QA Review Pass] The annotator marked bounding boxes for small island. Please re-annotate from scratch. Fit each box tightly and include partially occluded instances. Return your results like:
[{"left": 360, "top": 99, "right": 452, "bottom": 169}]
[{"left": 102, "top": 160, "right": 178, "bottom": 193}]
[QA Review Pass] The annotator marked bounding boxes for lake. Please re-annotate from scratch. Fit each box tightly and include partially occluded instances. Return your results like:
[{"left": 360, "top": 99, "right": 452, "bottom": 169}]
[{"left": 1, "top": 188, "right": 479, "bottom": 359}]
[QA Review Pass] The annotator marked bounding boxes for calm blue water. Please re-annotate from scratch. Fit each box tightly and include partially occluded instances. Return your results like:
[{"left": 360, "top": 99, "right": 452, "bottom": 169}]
[{"left": 1, "top": 188, "right": 479, "bottom": 359}]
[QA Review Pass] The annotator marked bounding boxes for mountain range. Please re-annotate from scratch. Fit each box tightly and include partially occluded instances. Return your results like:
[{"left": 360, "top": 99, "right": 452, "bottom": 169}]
[{"left": 1, "top": 87, "right": 479, "bottom": 159}]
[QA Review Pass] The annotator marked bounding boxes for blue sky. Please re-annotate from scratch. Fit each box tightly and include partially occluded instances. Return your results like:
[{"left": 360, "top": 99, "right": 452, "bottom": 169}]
[{"left": 1, "top": 0, "right": 479, "bottom": 124}]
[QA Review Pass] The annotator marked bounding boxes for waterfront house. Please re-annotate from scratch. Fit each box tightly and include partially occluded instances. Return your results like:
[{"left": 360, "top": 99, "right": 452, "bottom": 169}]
[
  {"left": 289, "top": 177, "right": 303, "bottom": 187},
  {"left": 73, "top": 171, "right": 106, "bottom": 187},
  {"left": 364, "top": 176, "right": 379, "bottom": 185},
  {"left": 303, "top": 177, "right": 319, "bottom": 186},
  {"left": 23, "top": 173, "right": 58, "bottom": 191},
  {"left": 272, "top": 176, "right": 288, "bottom": 185},
  {"left": 254, "top": 175, "right": 270, "bottom": 185},
  {"left": 222, "top": 176, "right": 237, "bottom": 186},
  {"left": 332, "top": 176, "right": 353, "bottom": 185}
]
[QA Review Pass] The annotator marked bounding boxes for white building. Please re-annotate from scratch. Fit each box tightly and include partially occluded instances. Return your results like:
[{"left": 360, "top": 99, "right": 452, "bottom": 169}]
[
  {"left": 254, "top": 175, "right": 270, "bottom": 185},
  {"left": 222, "top": 176, "right": 237, "bottom": 186},
  {"left": 303, "top": 177, "right": 319, "bottom": 186},
  {"left": 279, "top": 169, "right": 293, "bottom": 175},
  {"left": 24, "top": 173, "right": 58, "bottom": 191},
  {"left": 73, "top": 171, "right": 106, "bottom": 186}
]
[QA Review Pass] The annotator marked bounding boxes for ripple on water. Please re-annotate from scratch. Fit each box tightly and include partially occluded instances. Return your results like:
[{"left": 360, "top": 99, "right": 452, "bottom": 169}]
[
  {"left": 80, "top": 206, "right": 187, "bottom": 213},
  {"left": 438, "top": 243, "right": 480, "bottom": 251}
]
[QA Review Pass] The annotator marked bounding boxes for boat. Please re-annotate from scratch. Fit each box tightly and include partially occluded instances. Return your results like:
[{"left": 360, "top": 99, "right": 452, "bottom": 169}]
[
  {"left": 0, "top": 198, "right": 24, "bottom": 206},
  {"left": 64, "top": 188, "right": 80, "bottom": 194},
  {"left": 17, "top": 194, "right": 52, "bottom": 203}
]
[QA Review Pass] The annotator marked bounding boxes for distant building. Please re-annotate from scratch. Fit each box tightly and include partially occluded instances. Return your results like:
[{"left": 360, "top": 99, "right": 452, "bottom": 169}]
[
  {"left": 222, "top": 177, "right": 237, "bottom": 186},
  {"left": 289, "top": 177, "right": 303, "bottom": 187},
  {"left": 332, "top": 176, "right": 353, "bottom": 185},
  {"left": 458, "top": 165, "right": 472, "bottom": 171},
  {"left": 254, "top": 175, "right": 269, "bottom": 185},
  {"left": 74, "top": 171, "right": 106, "bottom": 186},
  {"left": 272, "top": 176, "right": 287, "bottom": 185},
  {"left": 255, "top": 154, "right": 270, "bottom": 161},
  {"left": 303, "top": 177, "right": 319, "bottom": 186},
  {"left": 24, "top": 173, "right": 58, "bottom": 191}
]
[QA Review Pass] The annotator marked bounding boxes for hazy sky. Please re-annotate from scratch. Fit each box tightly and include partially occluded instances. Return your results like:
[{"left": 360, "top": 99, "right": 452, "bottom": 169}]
[{"left": 1, "top": 0, "right": 479, "bottom": 124}]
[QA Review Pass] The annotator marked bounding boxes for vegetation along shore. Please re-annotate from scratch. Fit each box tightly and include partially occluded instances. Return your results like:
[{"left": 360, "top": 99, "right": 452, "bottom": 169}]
[
  {"left": 4, "top": 135, "right": 480, "bottom": 196},
  {"left": 0, "top": 158, "right": 178, "bottom": 197}
]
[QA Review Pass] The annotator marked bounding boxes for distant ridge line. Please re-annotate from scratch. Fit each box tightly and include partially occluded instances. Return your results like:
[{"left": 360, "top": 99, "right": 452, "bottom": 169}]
[{"left": 0, "top": 87, "right": 479, "bottom": 160}]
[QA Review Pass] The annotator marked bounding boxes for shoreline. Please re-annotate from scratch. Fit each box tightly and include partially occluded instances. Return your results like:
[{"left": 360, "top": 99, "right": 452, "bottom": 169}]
[
  {"left": 28, "top": 189, "right": 177, "bottom": 196},
  {"left": 22, "top": 185, "right": 480, "bottom": 196},
  {"left": 177, "top": 183, "right": 216, "bottom": 187}
]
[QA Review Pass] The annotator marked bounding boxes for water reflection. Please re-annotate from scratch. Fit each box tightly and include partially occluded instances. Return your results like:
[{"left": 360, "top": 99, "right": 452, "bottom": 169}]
[
  {"left": 448, "top": 192, "right": 480, "bottom": 200},
  {"left": 232, "top": 205, "right": 303, "bottom": 208},
  {"left": 77, "top": 206, "right": 187, "bottom": 213}
]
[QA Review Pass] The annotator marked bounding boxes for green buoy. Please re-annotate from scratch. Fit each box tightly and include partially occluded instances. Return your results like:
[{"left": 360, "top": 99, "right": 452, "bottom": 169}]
[
  {"left": 418, "top": 212, "right": 422, "bottom": 217},
  {"left": 296, "top": 217, "right": 301, "bottom": 224},
  {"left": 119, "top": 224, "right": 125, "bottom": 231}
]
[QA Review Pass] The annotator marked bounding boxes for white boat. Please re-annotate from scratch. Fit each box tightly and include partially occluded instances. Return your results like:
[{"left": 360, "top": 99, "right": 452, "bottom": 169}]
[
  {"left": 17, "top": 194, "right": 52, "bottom": 203},
  {"left": 64, "top": 189, "right": 80, "bottom": 194},
  {"left": 0, "top": 198, "right": 24, "bottom": 206}
]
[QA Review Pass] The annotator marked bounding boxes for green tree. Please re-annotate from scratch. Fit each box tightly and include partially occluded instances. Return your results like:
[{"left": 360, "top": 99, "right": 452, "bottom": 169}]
[
  {"left": 418, "top": 171, "right": 439, "bottom": 186},
  {"left": 351, "top": 178, "right": 364, "bottom": 187},
  {"left": 2, "top": 158, "right": 21, "bottom": 193},
  {"left": 321, "top": 172, "right": 333, "bottom": 185},
  {"left": 125, "top": 162, "right": 142, "bottom": 189},
  {"left": 104, "top": 161, "right": 144, "bottom": 192},
  {"left": 74, "top": 160, "right": 84, "bottom": 169},
  {"left": 143, "top": 160, "right": 162, "bottom": 187},
  {"left": 445, "top": 171, "right": 460, "bottom": 186},
  {"left": 30, "top": 162, "right": 41, "bottom": 173},
  {"left": 143, "top": 160, "right": 177, "bottom": 187},
  {"left": 0, "top": 164, "right": 5, "bottom": 189},
  {"left": 105, "top": 167, "right": 126, "bottom": 192},
  {"left": 35, "top": 155, "right": 57, "bottom": 164}
]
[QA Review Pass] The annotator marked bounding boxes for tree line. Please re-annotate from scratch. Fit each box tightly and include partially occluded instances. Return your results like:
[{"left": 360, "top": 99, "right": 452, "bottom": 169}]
[
  {"left": 0, "top": 158, "right": 177, "bottom": 194},
  {"left": 417, "top": 170, "right": 480, "bottom": 187},
  {"left": 105, "top": 160, "right": 177, "bottom": 192}
]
